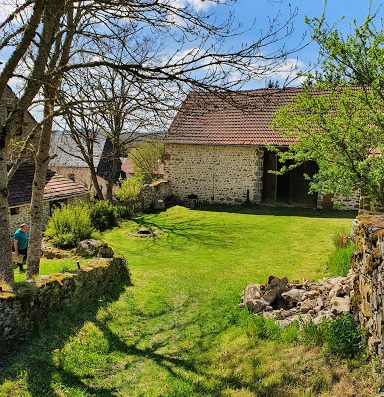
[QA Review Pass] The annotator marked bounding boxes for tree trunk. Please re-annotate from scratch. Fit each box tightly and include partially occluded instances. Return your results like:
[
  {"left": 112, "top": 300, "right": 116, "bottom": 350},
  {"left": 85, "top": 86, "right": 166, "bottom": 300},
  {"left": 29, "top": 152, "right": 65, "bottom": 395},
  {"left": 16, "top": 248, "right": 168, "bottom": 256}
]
[
  {"left": 0, "top": 150, "right": 13, "bottom": 284},
  {"left": 89, "top": 162, "right": 104, "bottom": 200},
  {"left": 106, "top": 155, "right": 118, "bottom": 203},
  {"left": 26, "top": 94, "right": 54, "bottom": 279}
]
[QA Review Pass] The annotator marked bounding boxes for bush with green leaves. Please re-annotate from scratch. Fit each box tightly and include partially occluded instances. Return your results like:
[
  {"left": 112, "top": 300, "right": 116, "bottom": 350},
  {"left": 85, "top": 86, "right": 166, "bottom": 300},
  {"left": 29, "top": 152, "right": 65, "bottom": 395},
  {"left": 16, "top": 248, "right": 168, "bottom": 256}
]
[
  {"left": 115, "top": 176, "right": 143, "bottom": 218},
  {"left": 89, "top": 200, "right": 118, "bottom": 231},
  {"left": 45, "top": 204, "right": 94, "bottom": 248}
]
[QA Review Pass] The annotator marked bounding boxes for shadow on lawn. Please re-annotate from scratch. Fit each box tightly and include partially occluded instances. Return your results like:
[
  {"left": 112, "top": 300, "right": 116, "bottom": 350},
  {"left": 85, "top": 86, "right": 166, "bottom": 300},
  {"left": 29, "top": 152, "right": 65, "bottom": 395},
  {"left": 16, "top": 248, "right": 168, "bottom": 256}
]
[
  {"left": 134, "top": 214, "right": 233, "bottom": 249},
  {"left": 195, "top": 204, "right": 357, "bottom": 219},
  {"left": 0, "top": 285, "right": 326, "bottom": 397},
  {"left": 0, "top": 282, "right": 129, "bottom": 397}
]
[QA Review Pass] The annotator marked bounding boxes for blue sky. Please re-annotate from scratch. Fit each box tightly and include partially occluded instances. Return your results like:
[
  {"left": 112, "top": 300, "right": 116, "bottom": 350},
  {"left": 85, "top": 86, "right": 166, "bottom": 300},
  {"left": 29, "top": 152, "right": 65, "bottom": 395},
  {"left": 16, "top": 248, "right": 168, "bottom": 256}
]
[{"left": 220, "top": 0, "right": 381, "bottom": 62}]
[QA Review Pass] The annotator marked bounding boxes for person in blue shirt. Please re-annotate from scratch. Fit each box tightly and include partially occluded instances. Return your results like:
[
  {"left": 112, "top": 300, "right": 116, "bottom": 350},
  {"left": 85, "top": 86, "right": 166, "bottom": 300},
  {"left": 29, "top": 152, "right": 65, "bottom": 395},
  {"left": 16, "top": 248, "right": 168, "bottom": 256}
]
[{"left": 13, "top": 223, "right": 29, "bottom": 272}]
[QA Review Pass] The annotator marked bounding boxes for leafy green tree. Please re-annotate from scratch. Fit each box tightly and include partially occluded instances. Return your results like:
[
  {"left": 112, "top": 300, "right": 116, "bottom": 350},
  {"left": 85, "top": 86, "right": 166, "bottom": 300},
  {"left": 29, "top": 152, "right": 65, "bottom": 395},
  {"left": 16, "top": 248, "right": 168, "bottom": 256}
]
[
  {"left": 115, "top": 176, "right": 144, "bottom": 217},
  {"left": 272, "top": 14, "right": 384, "bottom": 208},
  {"left": 129, "top": 139, "right": 164, "bottom": 183}
]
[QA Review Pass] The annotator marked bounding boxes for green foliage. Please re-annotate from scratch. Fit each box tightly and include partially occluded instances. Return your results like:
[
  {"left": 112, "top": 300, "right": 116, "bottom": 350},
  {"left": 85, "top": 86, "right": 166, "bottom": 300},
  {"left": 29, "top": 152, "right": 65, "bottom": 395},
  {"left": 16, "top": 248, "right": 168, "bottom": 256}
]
[
  {"left": 327, "top": 244, "right": 354, "bottom": 277},
  {"left": 321, "top": 314, "right": 366, "bottom": 359},
  {"left": 247, "top": 314, "right": 366, "bottom": 360},
  {"left": 45, "top": 204, "right": 93, "bottom": 248},
  {"left": 129, "top": 138, "right": 164, "bottom": 182},
  {"left": 301, "top": 320, "right": 326, "bottom": 348},
  {"left": 272, "top": 14, "right": 384, "bottom": 208},
  {"left": 115, "top": 176, "right": 143, "bottom": 218},
  {"left": 89, "top": 200, "right": 118, "bottom": 231},
  {"left": 247, "top": 316, "right": 281, "bottom": 341}
]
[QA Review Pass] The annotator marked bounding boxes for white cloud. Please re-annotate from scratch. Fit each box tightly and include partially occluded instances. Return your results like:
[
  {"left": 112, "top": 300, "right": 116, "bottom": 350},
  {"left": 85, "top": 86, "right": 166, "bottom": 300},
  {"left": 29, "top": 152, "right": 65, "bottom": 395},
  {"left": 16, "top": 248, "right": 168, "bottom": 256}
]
[
  {"left": 254, "top": 58, "right": 306, "bottom": 86},
  {"left": 187, "top": 0, "right": 217, "bottom": 11}
]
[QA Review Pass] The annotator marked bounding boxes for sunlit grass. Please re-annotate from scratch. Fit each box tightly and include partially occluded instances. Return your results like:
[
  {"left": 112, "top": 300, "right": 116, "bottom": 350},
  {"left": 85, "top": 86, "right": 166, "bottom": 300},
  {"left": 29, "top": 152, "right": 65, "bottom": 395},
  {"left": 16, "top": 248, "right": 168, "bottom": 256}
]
[{"left": 1, "top": 205, "right": 380, "bottom": 396}]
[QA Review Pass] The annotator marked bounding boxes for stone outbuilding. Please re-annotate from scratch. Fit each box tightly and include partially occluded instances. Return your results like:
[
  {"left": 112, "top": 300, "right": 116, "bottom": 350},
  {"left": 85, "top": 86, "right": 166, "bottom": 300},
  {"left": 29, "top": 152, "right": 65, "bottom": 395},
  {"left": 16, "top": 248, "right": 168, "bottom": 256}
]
[
  {"left": 8, "top": 163, "right": 88, "bottom": 233},
  {"left": 164, "top": 89, "right": 359, "bottom": 209}
]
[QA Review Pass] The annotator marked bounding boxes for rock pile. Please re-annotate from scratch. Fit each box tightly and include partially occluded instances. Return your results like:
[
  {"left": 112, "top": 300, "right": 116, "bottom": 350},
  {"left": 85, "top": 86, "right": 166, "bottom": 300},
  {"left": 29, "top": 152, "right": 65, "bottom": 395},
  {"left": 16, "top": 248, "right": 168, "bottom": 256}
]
[{"left": 240, "top": 273, "right": 355, "bottom": 326}]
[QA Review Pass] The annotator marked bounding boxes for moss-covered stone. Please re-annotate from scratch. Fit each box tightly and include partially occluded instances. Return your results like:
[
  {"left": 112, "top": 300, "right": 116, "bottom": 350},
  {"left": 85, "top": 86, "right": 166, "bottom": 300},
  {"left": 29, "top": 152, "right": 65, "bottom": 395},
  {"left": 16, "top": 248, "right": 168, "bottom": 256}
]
[{"left": 0, "top": 257, "right": 130, "bottom": 351}]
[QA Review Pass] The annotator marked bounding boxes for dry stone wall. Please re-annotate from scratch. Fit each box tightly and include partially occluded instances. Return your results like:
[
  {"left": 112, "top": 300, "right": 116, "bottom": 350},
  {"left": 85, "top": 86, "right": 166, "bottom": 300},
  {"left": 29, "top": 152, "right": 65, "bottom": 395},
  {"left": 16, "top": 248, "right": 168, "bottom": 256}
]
[
  {"left": 351, "top": 216, "right": 384, "bottom": 361},
  {"left": 0, "top": 257, "right": 130, "bottom": 351},
  {"left": 164, "top": 143, "right": 263, "bottom": 205},
  {"left": 141, "top": 180, "right": 172, "bottom": 211}
]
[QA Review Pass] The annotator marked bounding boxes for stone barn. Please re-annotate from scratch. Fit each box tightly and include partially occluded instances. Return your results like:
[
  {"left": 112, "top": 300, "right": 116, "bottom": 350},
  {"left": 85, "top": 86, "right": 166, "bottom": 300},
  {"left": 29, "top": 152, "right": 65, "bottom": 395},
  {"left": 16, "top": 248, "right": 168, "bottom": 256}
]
[{"left": 164, "top": 89, "right": 359, "bottom": 210}]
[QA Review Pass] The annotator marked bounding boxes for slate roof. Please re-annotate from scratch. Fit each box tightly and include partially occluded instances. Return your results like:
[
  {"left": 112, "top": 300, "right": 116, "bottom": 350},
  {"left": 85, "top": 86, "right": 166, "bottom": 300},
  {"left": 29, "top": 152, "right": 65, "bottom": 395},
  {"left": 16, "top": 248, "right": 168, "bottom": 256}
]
[
  {"left": 165, "top": 88, "right": 304, "bottom": 146},
  {"left": 9, "top": 163, "right": 88, "bottom": 207},
  {"left": 50, "top": 131, "right": 105, "bottom": 168}
]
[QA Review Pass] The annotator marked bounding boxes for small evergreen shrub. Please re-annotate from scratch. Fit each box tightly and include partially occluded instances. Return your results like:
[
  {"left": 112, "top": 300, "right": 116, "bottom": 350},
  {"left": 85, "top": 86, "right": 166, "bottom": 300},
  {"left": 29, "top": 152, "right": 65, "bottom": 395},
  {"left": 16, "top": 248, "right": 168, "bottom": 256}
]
[
  {"left": 89, "top": 200, "right": 118, "bottom": 231},
  {"left": 45, "top": 204, "right": 93, "bottom": 248}
]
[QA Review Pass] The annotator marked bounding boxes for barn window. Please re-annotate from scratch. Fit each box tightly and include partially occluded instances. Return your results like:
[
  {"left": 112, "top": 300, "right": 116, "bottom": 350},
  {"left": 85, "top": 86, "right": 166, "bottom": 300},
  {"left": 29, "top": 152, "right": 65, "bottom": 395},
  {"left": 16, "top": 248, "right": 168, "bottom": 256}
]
[{"left": 68, "top": 173, "right": 75, "bottom": 181}]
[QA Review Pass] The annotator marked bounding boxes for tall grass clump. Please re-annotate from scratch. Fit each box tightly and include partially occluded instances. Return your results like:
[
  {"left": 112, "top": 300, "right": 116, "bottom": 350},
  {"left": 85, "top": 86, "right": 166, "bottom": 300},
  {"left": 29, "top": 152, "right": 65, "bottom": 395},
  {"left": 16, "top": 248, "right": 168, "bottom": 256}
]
[
  {"left": 327, "top": 228, "right": 354, "bottom": 276},
  {"left": 333, "top": 228, "right": 351, "bottom": 248},
  {"left": 247, "top": 314, "right": 366, "bottom": 359},
  {"left": 89, "top": 200, "right": 118, "bottom": 231},
  {"left": 45, "top": 204, "right": 93, "bottom": 248}
]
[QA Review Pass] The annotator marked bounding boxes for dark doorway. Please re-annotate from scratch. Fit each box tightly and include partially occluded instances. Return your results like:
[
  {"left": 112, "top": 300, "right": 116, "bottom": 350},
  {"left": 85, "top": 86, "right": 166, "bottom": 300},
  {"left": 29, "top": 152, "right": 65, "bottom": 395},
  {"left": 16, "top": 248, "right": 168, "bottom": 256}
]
[
  {"left": 262, "top": 151, "right": 277, "bottom": 205},
  {"left": 262, "top": 150, "right": 318, "bottom": 208}
]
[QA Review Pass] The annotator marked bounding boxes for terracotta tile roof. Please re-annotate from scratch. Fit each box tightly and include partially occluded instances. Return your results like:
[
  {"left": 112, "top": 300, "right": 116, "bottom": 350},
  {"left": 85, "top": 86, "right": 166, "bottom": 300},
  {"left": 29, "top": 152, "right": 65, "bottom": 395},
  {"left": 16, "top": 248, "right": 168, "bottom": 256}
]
[
  {"left": 165, "top": 88, "right": 305, "bottom": 146},
  {"left": 9, "top": 163, "right": 88, "bottom": 207}
]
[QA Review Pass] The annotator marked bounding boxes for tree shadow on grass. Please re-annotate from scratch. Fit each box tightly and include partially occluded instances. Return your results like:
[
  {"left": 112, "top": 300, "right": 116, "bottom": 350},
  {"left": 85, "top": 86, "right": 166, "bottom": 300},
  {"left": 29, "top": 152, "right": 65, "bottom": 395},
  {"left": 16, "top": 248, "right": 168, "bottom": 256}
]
[
  {"left": 0, "top": 281, "right": 130, "bottom": 397},
  {"left": 195, "top": 204, "right": 357, "bottom": 219},
  {"left": 0, "top": 281, "right": 336, "bottom": 397},
  {"left": 133, "top": 214, "right": 234, "bottom": 249}
]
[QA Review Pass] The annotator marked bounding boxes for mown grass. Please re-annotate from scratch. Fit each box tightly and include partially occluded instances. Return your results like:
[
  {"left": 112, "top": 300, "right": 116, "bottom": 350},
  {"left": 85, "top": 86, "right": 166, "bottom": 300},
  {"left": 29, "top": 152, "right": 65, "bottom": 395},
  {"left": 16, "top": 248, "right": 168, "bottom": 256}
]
[{"left": 1, "top": 205, "right": 381, "bottom": 396}]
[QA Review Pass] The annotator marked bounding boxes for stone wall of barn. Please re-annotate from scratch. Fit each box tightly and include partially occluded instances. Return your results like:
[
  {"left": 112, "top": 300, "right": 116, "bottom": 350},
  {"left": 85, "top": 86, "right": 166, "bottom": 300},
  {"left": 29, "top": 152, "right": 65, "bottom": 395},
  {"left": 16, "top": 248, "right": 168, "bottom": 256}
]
[{"left": 164, "top": 143, "right": 263, "bottom": 205}]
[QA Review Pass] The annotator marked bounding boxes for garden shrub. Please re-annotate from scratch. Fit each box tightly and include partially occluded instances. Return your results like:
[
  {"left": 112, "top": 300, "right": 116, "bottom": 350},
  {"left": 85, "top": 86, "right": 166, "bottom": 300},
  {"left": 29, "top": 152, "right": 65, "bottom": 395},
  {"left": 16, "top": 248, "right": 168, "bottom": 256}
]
[
  {"left": 115, "top": 176, "right": 143, "bottom": 218},
  {"left": 89, "top": 200, "right": 118, "bottom": 231},
  {"left": 45, "top": 204, "right": 93, "bottom": 248}
]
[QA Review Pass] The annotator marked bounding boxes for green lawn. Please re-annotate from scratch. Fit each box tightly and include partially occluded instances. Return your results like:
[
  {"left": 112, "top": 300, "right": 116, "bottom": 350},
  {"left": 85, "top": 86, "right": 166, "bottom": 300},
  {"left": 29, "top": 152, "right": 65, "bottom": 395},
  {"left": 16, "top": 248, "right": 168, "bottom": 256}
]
[{"left": 1, "top": 206, "right": 381, "bottom": 396}]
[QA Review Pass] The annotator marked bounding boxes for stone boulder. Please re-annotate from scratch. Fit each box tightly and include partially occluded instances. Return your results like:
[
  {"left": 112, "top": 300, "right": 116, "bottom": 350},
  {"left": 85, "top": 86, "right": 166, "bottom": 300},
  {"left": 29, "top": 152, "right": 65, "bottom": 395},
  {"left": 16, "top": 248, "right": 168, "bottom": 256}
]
[
  {"left": 263, "top": 276, "right": 289, "bottom": 305},
  {"left": 281, "top": 288, "right": 306, "bottom": 305},
  {"left": 97, "top": 243, "right": 114, "bottom": 258},
  {"left": 246, "top": 298, "right": 270, "bottom": 314},
  {"left": 330, "top": 296, "right": 351, "bottom": 315},
  {"left": 76, "top": 239, "right": 101, "bottom": 257},
  {"left": 242, "top": 284, "right": 262, "bottom": 303}
]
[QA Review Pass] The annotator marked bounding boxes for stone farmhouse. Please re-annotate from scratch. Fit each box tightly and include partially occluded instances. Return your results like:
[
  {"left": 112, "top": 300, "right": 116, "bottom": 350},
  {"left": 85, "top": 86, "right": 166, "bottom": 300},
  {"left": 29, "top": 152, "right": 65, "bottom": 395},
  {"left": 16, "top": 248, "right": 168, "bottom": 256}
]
[
  {"left": 9, "top": 163, "right": 88, "bottom": 232},
  {"left": 0, "top": 86, "right": 88, "bottom": 232},
  {"left": 164, "top": 89, "right": 359, "bottom": 210}
]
